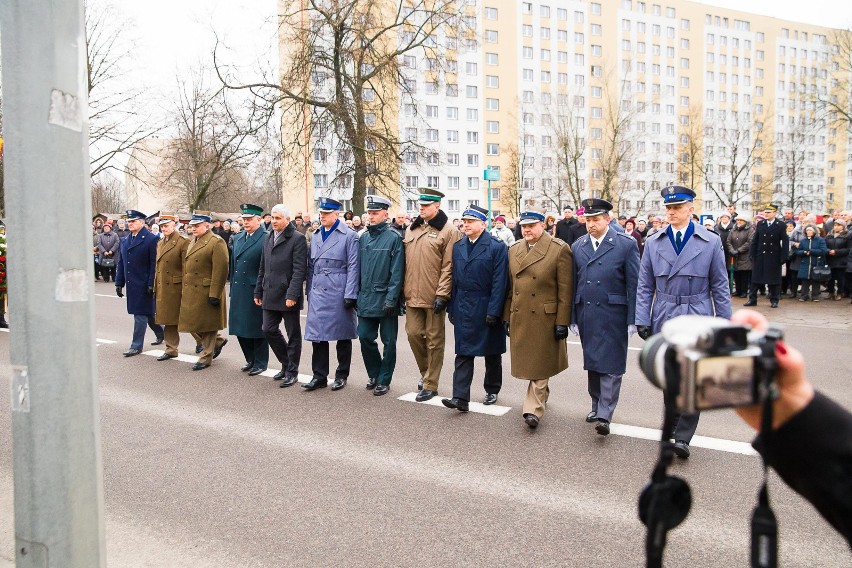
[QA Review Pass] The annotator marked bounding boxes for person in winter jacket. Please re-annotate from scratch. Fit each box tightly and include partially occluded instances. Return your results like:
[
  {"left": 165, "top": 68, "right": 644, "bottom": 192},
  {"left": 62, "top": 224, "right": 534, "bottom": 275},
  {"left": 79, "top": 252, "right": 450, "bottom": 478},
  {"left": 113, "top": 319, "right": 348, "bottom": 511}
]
[
  {"left": 726, "top": 216, "right": 754, "bottom": 297},
  {"left": 824, "top": 220, "right": 849, "bottom": 300},
  {"left": 796, "top": 224, "right": 828, "bottom": 302}
]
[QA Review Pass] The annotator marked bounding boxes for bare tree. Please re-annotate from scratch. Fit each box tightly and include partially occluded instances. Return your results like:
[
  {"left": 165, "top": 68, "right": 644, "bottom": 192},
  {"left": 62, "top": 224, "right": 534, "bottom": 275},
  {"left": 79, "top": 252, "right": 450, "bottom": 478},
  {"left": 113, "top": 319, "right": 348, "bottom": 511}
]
[
  {"left": 773, "top": 118, "right": 822, "bottom": 211},
  {"left": 593, "top": 74, "right": 636, "bottom": 203},
  {"left": 818, "top": 29, "right": 852, "bottom": 134},
  {"left": 677, "top": 104, "right": 704, "bottom": 191},
  {"left": 216, "top": 0, "right": 466, "bottom": 214},
  {"left": 162, "top": 71, "right": 266, "bottom": 211},
  {"left": 85, "top": 0, "right": 161, "bottom": 178},
  {"left": 550, "top": 93, "right": 587, "bottom": 209},
  {"left": 502, "top": 142, "right": 529, "bottom": 218},
  {"left": 700, "top": 109, "right": 768, "bottom": 209},
  {"left": 91, "top": 171, "right": 126, "bottom": 214}
]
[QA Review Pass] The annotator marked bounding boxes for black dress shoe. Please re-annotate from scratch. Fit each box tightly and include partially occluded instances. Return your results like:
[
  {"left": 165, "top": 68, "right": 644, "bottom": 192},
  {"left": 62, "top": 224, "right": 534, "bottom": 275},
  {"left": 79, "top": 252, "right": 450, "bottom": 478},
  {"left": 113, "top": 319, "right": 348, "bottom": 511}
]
[
  {"left": 523, "top": 413, "right": 540, "bottom": 429},
  {"left": 191, "top": 362, "right": 210, "bottom": 371},
  {"left": 213, "top": 338, "right": 228, "bottom": 359},
  {"left": 441, "top": 397, "right": 470, "bottom": 412},
  {"left": 331, "top": 378, "right": 347, "bottom": 391},
  {"left": 302, "top": 377, "right": 327, "bottom": 391},
  {"left": 123, "top": 348, "right": 141, "bottom": 357},
  {"left": 157, "top": 353, "right": 177, "bottom": 361},
  {"left": 483, "top": 393, "right": 498, "bottom": 405},
  {"left": 415, "top": 389, "right": 437, "bottom": 402},
  {"left": 585, "top": 411, "right": 598, "bottom": 423},
  {"left": 374, "top": 385, "right": 390, "bottom": 396},
  {"left": 150, "top": 338, "right": 164, "bottom": 346},
  {"left": 743, "top": 300, "right": 757, "bottom": 307},
  {"left": 595, "top": 420, "right": 611, "bottom": 436},
  {"left": 770, "top": 301, "right": 779, "bottom": 308},
  {"left": 248, "top": 367, "right": 267, "bottom": 376},
  {"left": 279, "top": 376, "right": 299, "bottom": 388},
  {"left": 195, "top": 344, "right": 203, "bottom": 354},
  {"left": 366, "top": 377, "right": 377, "bottom": 390},
  {"left": 673, "top": 440, "right": 691, "bottom": 459},
  {"left": 272, "top": 370, "right": 286, "bottom": 380},
  {"left": 240, "top": 362, "right": 254, "bottom": 372}
]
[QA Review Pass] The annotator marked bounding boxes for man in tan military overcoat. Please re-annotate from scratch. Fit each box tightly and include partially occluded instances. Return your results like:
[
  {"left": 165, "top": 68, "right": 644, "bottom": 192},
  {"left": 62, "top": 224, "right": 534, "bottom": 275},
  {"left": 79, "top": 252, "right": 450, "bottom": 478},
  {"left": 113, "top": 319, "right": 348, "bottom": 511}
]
[
  {"left": 178, "top": 212, "right": 229, "bottom": 370},
  {"left": 153, "top": 214, "right": 201, "bottom": 361},
  {"left": 503, "top": 207, "right": 574, "bottom": 429}
]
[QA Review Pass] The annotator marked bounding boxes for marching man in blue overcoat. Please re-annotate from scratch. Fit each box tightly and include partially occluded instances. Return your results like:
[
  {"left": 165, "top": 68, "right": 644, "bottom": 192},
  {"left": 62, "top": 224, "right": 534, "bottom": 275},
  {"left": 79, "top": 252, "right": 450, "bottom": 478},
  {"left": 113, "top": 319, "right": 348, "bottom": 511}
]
[
  {"left": 115, "top": 209, "right": 163, "bottom": 356},
  {"left": 570, "top": 198, "right": 640, "bottom": 436},
  {"left": 441, "top": 204, "right": 509, "bottom": 412},
  {"left": 303, "top": 198, "right": 360, "bottom": 392}
]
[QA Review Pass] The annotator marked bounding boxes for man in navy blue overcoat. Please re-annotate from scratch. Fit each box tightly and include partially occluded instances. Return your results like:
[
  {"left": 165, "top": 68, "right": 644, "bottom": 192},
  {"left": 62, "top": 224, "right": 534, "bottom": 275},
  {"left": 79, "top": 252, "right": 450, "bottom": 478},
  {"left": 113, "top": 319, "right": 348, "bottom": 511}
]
[
  {"left": 570, "top": 199, "right": 640, "bottom": 436},
  {"left": 115, "top": 209, "right": 163, "bottom": 356},
  {"left": 442, "top": 204, "right": 509, "bottom": 412}
]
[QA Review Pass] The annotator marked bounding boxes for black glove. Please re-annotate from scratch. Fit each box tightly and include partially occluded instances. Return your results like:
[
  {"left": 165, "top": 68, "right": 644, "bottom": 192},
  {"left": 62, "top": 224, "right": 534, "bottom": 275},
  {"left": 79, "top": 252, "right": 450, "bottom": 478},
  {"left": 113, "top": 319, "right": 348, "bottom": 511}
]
[
  {"left": 208, "top": 297, "right": 220, "bottom": 307},
  {"left": 504, "top": 321, "right": 510, "bottom": 337},
  {"left": 433, "top": 298, "right": 448, "bottom": 314},
  {"left": 637, "top": 325, "right": 652, "bottom": 340},
  {"left": 115, "top": 286, "right": 124, "bottom": 298},
  {"left": 485, "top": 315, "right": 500, "bottom": 328},
  {"left": 343, "top": 298, "right": 357, "bottom": 309},
  {"left": 554, "top": 325, "right": 569, "bottom": 340},
  {"left": 383, "top": 304, "right": 396, "bottom": 317},
  {"left": 448, "top": 313, "right": 455, "bottom": 325},
  {"left": 147, "top": 285, "right": 155, "bottom": 296}
]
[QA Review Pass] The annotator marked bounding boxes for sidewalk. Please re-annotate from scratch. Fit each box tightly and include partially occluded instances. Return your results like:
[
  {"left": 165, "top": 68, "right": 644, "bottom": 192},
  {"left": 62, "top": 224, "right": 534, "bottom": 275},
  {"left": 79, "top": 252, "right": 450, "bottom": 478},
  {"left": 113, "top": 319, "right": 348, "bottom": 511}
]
[{"left": 733, "top": 293, "right": 851, "bottom": 331}]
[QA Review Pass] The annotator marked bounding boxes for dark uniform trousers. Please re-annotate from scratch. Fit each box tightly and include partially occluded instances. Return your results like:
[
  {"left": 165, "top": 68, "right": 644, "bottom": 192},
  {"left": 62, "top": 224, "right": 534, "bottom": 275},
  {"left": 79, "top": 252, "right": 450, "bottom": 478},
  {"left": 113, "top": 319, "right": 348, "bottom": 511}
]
[
  {"left": 262, "top": 310, "right": 302, "bottom": 378},
  {"left": 451, "top": 354, "right": 502, "bottom": 402},
  {"left": 587, "top": 371, "right": 623, "bottom": 422},
  {"left": 358, "top": 316, "right": 398, "bottom": 387},
  {"left": 162, "top": 325, "right": 202, "bottom": 357},
  {"left": 237, "top": 336, "right": 269, "bottom": 369},
  {"left": 748, "top": 283, "right": 780, "bottom": 303},
  {"left": 132, "top": 315, "right": 163, "bottom": 350},
  {"left": 311, "top": 340, "right": 352, "bottom": 382},
  {"left": 663, "top": 388, "right": 700, "bottom": 442}
]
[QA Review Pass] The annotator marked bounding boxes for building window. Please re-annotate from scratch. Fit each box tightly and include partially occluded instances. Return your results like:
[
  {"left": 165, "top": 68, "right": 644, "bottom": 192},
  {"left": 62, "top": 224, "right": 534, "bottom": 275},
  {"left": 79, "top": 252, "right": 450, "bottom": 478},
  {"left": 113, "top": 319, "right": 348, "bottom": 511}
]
[
  {"left": 484, "top": 6, "right": 497, "bottom": 19},
  {"left": 467, "top": 108, "right": 479, "bottom": 121},
  {"left": 468, "top": 177, "right": 479, "bottom": 189},
  {"left": 447, "top": 130, "right": 459, "bottom": 142},
  {"left": 486, "top": 52, "right": 498, "bottom": 65},
  {"left": 466, "top": 85, "right": 478, "bottom": 98},
  {"left": 313, "top": 148, "right": 327, "bottom": 162},
  {"left": 426, "top": 176, "right": 439, "bottom": 189},
  {"left": 487, "top": 143, "right": 500, "bottom": 155},
  {"left": 467, "top": 131, "right": 479, "bottom": 143},
  {"left": 314, "top": 174, "right": 328, "bottom": 187},
  {"left": 486, "top": 98, "right": 499, "bottom": 111},
  {"left": 405, "top": 176, "right": 419, "bottom": 188},
  {"left": 486, "top": 75, "right": 499, "bottom": 88},
  {"left": 485, "top": 30, "right": 498, "bottom": 42},
  {"left": 467, "top": 154, "right": 479, "bottom": 166},
  {"left": 487, "top": 120, "right": 499, "bottom": 133},
  {"left": 447, "top": 153, "right": 459, "bottom": 166}
]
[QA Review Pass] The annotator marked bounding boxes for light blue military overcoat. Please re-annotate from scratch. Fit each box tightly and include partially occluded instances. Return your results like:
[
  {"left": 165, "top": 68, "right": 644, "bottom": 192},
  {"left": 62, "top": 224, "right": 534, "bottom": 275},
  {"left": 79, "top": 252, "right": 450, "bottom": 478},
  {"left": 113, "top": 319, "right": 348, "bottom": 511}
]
[
  {"left": 636, "top": 222, "right": 732, "bottom": 334},
  {"left": 571, "top": 228, "right": 640, "bottom": 374},
  {"left": 304, "top": 221, "right": 360, "bottom": 341}
]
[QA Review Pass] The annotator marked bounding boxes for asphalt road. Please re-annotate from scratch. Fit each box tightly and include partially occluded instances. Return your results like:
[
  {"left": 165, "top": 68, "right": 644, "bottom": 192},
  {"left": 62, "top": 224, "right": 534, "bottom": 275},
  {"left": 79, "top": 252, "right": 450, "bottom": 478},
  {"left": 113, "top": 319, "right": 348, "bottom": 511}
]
[{"left": 1, "top": 281, "right": 850, "bottom": 567}]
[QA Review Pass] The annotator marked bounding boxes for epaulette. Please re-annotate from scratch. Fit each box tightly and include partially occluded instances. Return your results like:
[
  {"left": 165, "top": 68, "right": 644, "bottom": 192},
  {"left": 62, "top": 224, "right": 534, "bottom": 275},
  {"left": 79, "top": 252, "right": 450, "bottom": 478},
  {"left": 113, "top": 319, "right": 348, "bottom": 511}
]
[
  {"left": 616, "top": 232, "right": 634, "bottom": 240},
  {"left": 551, "top": 237, "right": 567, "bottom": 246}
]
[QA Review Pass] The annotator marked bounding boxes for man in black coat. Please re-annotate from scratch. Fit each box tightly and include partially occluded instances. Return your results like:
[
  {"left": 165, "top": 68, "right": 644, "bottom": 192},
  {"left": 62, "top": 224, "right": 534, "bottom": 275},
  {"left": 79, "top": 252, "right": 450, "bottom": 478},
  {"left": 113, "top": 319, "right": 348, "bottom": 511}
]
[
  {"left": 254, "top": 205, "right": 308, "bottom": 386},
  {"left": 565, "top": 208, "right": 588, "bottom": 245},
  {"left": 554, "top": 206, "right": 578, "bottom": 242},
  {"left": 745, "top": 203, "right": 788, "bottom": 308}
]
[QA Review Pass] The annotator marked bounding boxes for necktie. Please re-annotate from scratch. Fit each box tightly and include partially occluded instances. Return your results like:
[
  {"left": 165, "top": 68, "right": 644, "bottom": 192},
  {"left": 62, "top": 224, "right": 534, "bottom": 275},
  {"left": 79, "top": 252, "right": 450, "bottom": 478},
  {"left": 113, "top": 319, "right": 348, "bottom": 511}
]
[
  {"left": 675, "top": 231, "right": 682, "bottom": 250},
  {"left": 592, "top": 239, "right": 599, "bottom": 251}
]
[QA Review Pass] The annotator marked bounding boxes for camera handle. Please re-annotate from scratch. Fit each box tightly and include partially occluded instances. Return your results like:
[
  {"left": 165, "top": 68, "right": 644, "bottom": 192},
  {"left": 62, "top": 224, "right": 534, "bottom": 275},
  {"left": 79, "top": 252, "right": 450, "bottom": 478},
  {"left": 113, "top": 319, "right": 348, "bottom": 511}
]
[
  {"left": 750, "top": 329, "right": 782, "bottom": 568},
  {"left": 639, "top": 350, "right": 692, "bottom": 568}
]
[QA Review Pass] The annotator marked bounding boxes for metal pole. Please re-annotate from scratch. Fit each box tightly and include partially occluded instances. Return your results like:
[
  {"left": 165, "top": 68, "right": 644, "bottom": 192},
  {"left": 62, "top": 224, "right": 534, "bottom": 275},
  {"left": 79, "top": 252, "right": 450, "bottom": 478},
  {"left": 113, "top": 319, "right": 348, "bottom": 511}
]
[
  {"left": 487, "top": 179, "right": 492, "bottom": 231},
  {"left": 0, "top": 1, "right": 106, "bottom": 566}
]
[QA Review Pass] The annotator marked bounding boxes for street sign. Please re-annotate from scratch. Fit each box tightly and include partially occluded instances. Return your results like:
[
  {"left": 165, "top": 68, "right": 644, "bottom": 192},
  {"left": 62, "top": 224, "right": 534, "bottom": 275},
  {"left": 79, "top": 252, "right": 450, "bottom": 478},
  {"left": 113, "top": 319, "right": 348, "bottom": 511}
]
[{"left": 483, "top": 168, "right": 501, "bottom": 182}]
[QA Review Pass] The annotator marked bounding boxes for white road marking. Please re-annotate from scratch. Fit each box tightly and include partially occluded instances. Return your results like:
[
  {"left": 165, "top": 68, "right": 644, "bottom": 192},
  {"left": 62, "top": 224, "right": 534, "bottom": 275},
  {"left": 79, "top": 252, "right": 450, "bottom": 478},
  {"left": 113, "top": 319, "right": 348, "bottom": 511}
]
[
  {"left": 0, "top": 328, "right": 116, "bottom": 345},
  {"left": 397, "top": 391, "right": 512, "bottom": 416},
  {"left": 143, "top": 349, "right": 199, "bottom": 363},
  {"left": 609, "top": 423, "right": 757, "bottom": 456},
  {"left": 95, "top": 293, "right": 121, "bottom": 298}
]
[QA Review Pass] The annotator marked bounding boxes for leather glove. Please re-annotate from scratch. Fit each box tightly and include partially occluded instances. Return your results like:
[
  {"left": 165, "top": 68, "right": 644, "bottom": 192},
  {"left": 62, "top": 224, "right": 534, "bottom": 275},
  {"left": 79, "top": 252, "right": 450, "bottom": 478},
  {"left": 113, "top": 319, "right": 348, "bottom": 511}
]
[
  {"left": 485, "top": 315, "right": 499, "bottom": 328},
  {"left": 115, "top": 286, "right": 123, "bottom": 298},
  {"left": 383, "top": 304, "right": 396, "bottom": 317},
  {"left": 448, "top": 313, "right": 455, "bottom": 325},
  {"left": 432, "top": 298, "right": 448, "bottom": 314},
  {"left": 569, "top": 324, "right": 579, "bottom": 336},
  {"left": 343, "top": 298, "right": 357, "bottom": 309},
  {"left": 554, "top": 325, "right": 569, "bottom": 340},
  {"left": 208, "top": 297, "right": 220, "bottom": 307},
  {"left": 504, "top": 321, "right": 510, "bottom": 337},
  {"left": 637, "top": 325, "right": 652, "bottom": 340},
  {"left": 147, "top": 285, "right": 155, "bottom": 296},
  {"left": 628, "top": 325, "right": 637, "bottom": 337}
]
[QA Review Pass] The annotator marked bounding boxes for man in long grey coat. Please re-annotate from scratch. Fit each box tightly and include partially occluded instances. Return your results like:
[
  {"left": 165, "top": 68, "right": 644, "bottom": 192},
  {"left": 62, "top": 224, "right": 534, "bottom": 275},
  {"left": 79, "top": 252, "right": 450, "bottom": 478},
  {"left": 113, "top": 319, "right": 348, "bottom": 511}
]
[
  {"left": 570, "top": 198, "right": 640, "bottom": 436},
  {"left": 303, "top": 198, "right": 360, "bottom": 391},
  {"left": 255, "top": 204, "right": 308, "bottom": 387},
  {"left": 636, "top": 186, "right": 732, "bottom": 459}
]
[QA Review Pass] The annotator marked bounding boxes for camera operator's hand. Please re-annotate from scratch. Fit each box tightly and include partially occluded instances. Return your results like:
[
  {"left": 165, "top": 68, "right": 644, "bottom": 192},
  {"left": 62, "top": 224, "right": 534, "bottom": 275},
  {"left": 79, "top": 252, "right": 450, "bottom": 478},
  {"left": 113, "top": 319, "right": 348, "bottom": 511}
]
[
  {"left": 731, "top": 309, "right": 815, "bottom": 431},
  {"left": 636, "top": 325, "right": 652, "bottom": 340}
]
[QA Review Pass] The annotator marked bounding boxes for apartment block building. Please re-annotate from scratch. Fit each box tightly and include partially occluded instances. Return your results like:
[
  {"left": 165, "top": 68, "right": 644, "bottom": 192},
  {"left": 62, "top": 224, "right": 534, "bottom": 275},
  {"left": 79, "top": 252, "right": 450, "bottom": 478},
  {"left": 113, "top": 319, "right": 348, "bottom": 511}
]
[{"left": 279, "top": 0, "right": 851, "bottom": 218}]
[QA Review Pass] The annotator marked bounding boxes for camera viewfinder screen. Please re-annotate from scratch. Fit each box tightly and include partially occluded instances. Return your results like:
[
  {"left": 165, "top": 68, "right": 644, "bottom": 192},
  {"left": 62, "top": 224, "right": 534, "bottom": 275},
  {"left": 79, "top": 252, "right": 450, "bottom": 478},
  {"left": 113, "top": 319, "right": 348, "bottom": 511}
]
[{"left": 694, "top": 356, "right": 755, "bottom": 410}]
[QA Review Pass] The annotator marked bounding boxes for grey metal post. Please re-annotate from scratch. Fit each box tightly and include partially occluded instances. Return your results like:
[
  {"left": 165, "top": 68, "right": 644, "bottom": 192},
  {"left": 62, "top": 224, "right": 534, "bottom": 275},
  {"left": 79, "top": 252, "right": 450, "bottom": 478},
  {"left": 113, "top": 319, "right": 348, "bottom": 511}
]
[{"left": 0, "top": 1, "right": 106, "bottom": 566}]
